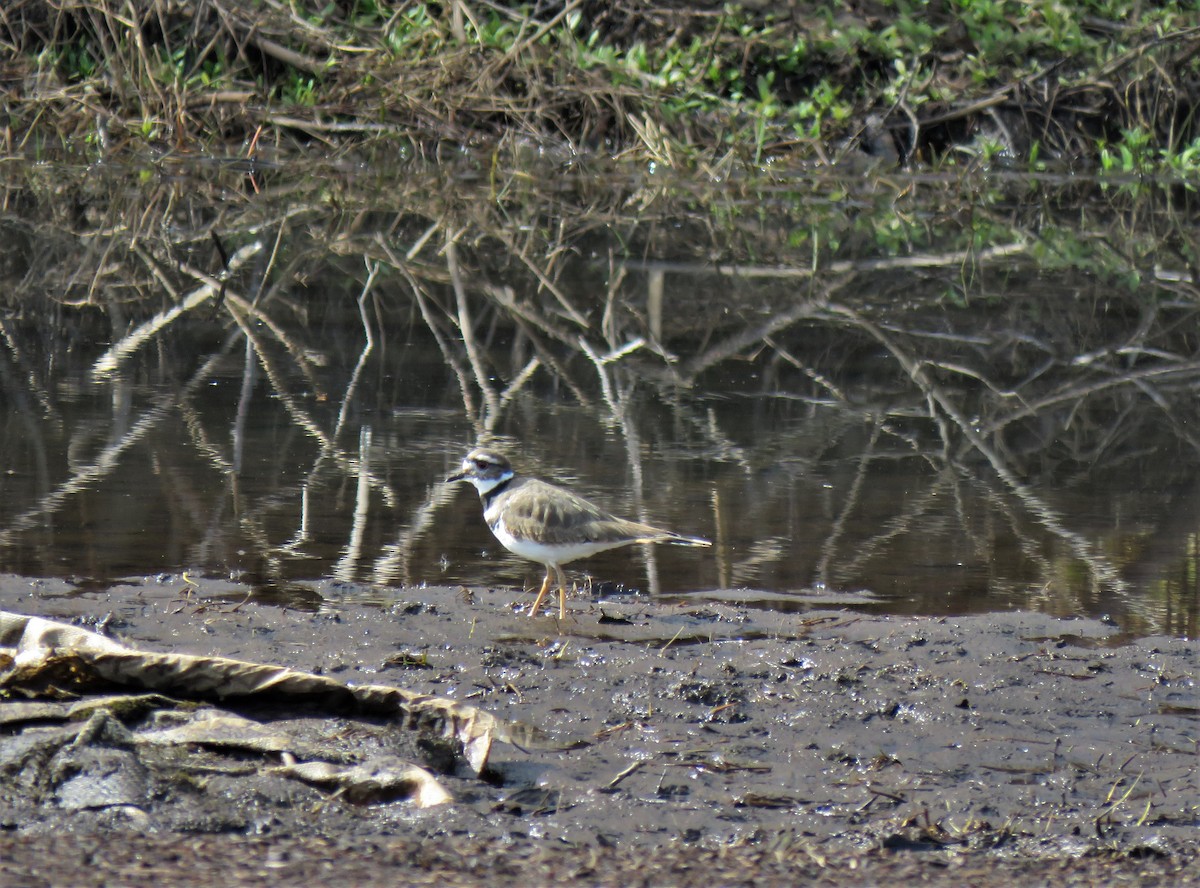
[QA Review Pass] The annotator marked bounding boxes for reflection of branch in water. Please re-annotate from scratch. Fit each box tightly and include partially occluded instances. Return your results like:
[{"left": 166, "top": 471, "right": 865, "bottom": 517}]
[
  {"left": 621, "top": 242, "right": 1029, "bottom": 382},
  {"left": 228, "top": 497, "right": 282, "bottom": 579},
  {"left": 403, "top": 266, "right": 480, "bottom": 430},
  {"left": 823, "top": 303, "right": 1124, "bottom": 593},
  {"left": 481, "top": 283, "right": 590, "bottom": 406},
  {"left": 1132, "top": 377, "right": 1200, "bottom": 457},
  {"left": 977, "top": 360, "right": 1200, "bottom": 442},
  {"left": 150, "top": 456, "right": 224, "bottom": 568},
  {"left": 970, "top": 473, "right": 1054, "bottom": 579},
  {"left": 0, "top": 322, "right": 56, "bottom": 498},
  {"left": 480, "top": 281, "right": 581, "bottom": 349},
  {"left": 327, "top": 248, "right": 488, "bottom": 584},
  {"left": 678, "top": 291, "right": 828, "bottom": 382},
  {"left": 446, "top": 237, "right": 500, "bottom": 432},
  {"left": 580, "top": 337, "right": 645, "bottom": 422},
  {"left": 832, "top": 474, "right": 942, "bottom": 583},
  {"left": 498, "top": 357, "right": 541, "bottom": 413},
  {"left": 175, "top": 384, "right": 250, "bottom": 568},
  {"left": 491, "top": 222, "right": 589, "bottom": 329},
  {"left": 0, "top": 345, "right": 236, "bottom": 546},
  {"left": 333, "top": 426, "right": 373, "bottom": 582},
  {"left": 618, "top": 241, "right": 1028, "bottom": 280},
  {"left": 0, "top": 321, "right": 58, "bottom": 424},
  {"left": 711, "top": 489, "right": 730, "bottom": 589},
  {"left": 226, "top": 300, "right": 396, "bottom": 509},
  {"left": 178, "top": 399, "right": 235, "bottom": 476},
  {"left": 666, "top": 405, "right": 752, "bottom": 476},
  {"left": 765, "top": 336, "right": 849, "bottom": 404},
  {"left": 266, "top": 260, "right": 379, "bottom": 561},
  {"left": 173, "top": 349, "right": 245, "bottom": 568},
  {"left": 332, "top": 259, "right": 380, "bottom": 442},
  {"left": 730, "top": 537, "right": 787, "bottom": 588},
  {"left": 601, "top": 258, "right": 629, "bottom": 349},
  {"left": 91, "top": 242, "right": 263, "bottom": 379},
  {"left": 196, "top": 267, "right": 324, "bottom": 393},
  {"left": 815, "top": 419, "right": 881, "bottom": 585},
  {"left": 372, "top": 479, "right": 462, "bottom": 587},
  {"left": 827, "top": 462, "right": 1056, "bottom": 590},
  {"left": 279, "top": 260, "right": 384, "bottom": 559},
  {"left": 232, "top": 336, "right": 256, "bottom": 476},
  {"left": 397, "top": 237, "right": 552, "bottom": 436},
  {"left": 579, "top": 337, "right": 667, "bottom": 596}
]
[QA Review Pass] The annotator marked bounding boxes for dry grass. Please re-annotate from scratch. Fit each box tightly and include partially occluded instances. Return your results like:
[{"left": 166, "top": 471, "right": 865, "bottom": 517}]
[{"left": 3, "top": 1, "right": 1200, "bottom": 170}]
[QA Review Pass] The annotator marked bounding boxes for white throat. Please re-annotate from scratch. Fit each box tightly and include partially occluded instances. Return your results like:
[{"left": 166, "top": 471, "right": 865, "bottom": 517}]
[{"left": 469, "top": 469, "right": 513, "bottom": 496}]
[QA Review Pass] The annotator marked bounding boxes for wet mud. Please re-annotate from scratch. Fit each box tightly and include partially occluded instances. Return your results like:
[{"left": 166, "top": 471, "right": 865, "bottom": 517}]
[{"left": 0, "top": 575, "right": 1196, "bottom": 886}]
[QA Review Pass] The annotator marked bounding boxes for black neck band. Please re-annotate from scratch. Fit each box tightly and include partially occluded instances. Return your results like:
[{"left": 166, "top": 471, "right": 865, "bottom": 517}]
[{"left": 482, "top": 475, "right": 513, "bottom": 508}]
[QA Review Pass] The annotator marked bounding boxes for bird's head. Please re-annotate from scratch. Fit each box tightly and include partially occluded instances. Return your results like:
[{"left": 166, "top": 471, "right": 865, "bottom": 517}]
[{"left": 446, "top": 448, "right": 514, "bottom": 494}]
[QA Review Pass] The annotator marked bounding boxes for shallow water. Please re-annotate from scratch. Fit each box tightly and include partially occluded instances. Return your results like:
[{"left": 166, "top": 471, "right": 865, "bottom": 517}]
[{"left": 1, "top": 153, "right": 1198, "bottom": 637}]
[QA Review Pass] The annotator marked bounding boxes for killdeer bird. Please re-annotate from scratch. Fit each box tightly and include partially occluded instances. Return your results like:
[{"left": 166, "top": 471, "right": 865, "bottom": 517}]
[{"left": 447, "top": 448, "right": 711, "bottom": 618}]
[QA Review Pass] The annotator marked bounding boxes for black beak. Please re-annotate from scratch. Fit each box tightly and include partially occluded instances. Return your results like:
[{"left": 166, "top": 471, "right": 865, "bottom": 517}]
[{"left": 446, "top": 470, "right": 466, "bottom": 483}]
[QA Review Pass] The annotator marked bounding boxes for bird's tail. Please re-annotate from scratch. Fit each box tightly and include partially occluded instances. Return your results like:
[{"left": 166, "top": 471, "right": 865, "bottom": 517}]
[{"left": 664, "top": 532, "right": 711, "bottom": 547}]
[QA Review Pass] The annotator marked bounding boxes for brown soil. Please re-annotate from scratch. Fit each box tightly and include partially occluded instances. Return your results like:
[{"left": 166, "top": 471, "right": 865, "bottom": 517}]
[{"left": 0, "top": 576, "right": 1196, "bottom": 886}]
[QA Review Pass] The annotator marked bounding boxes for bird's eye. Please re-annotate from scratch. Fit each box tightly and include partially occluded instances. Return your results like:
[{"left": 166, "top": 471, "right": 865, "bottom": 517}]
[{"left": 473, "top": 458, "right": 489, "bottom": 468}]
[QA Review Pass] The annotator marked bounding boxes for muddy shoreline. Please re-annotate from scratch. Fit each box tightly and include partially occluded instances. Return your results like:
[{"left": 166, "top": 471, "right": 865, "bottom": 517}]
[{"left": 0, "top": 575, "right": 1196, "bottom": 886}]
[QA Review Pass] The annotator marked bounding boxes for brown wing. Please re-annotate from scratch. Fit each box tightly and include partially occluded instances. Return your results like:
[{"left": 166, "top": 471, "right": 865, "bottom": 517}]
[{"left": 501, "top": 479, "right": 698, "bottom": 546}]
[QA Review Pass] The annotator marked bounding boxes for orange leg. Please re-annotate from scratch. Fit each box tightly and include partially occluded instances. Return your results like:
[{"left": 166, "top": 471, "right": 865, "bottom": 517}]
[
  {"left": 553, "top": 565, "right": 567, "bottom": 620},
  {"left": 528, "top": 569, "right": 554, "bottom": 617},
  {"left": 528, "top": 565, "right": 570, "bottom": 618}
]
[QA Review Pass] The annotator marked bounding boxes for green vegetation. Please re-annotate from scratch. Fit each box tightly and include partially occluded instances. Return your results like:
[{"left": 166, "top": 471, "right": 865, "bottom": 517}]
[
  {"left": 4, "top": 3, "right": 1200, "bottom": 348},
  {"left": 2, "top": 0, "right": 1199, "bottom": 176}
]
